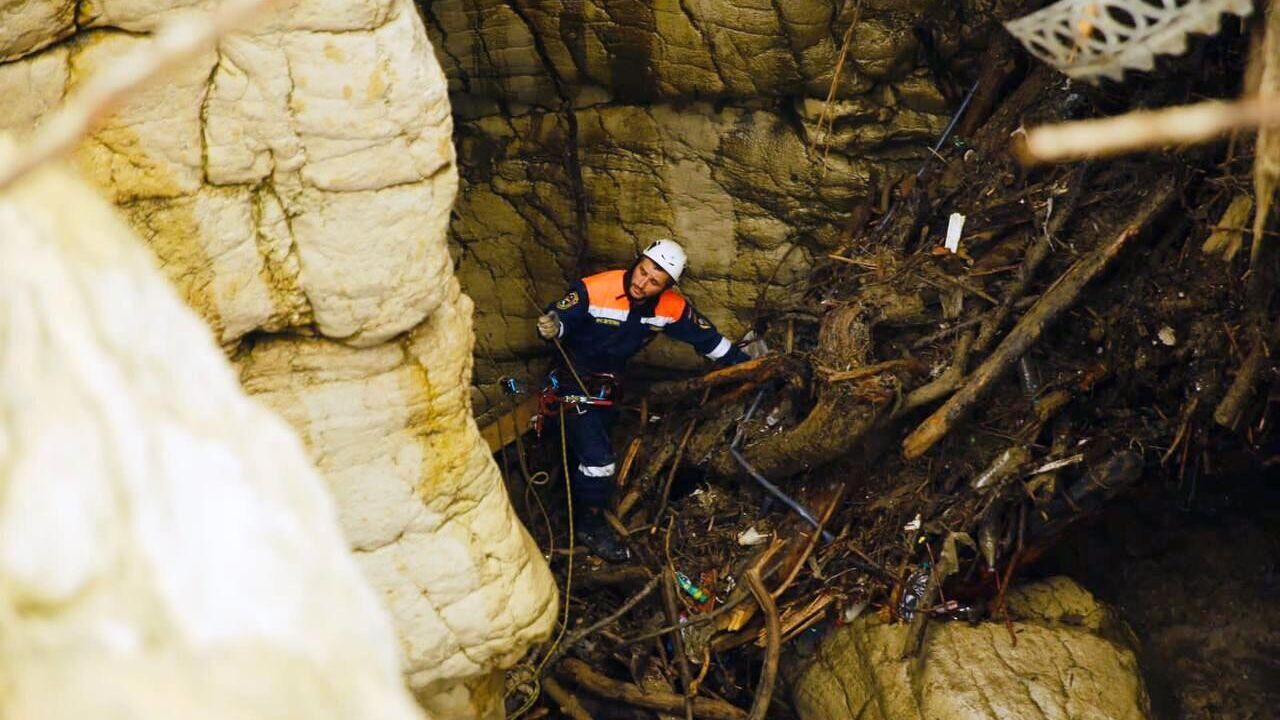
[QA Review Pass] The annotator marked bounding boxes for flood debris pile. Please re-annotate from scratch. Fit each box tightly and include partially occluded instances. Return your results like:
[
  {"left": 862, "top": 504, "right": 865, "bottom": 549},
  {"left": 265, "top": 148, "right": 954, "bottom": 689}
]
[{"left": 497, "top": 24, "right": 1272, "bottom": 720}]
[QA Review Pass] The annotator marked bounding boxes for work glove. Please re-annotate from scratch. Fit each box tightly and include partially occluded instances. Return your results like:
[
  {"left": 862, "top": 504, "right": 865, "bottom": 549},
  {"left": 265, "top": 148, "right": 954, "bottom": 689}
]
[
  {"left": 741, "top": 330, "right": 770, "bottom": 360},
  {"left": 536, "top": 311, "right": 562, "bottom": 340}
]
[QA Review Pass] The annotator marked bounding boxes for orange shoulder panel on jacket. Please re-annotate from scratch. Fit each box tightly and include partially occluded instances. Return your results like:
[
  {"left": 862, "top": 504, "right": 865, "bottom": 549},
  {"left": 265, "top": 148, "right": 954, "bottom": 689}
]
[
  {"left": 583, "top": 270, "right": 628, "bottom": 309},
  {"left": 654, "top": 289, "right": 687, "bottom": 320}
]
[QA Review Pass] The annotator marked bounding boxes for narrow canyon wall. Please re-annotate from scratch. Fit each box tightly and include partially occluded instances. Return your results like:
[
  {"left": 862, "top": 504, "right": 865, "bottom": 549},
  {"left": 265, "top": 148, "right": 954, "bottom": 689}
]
[
  {"left": 419, "top": 0, "right": 1025, "bottom": 419},
  {"left": 0, "top": 1, "right": 557, "bottom": 717}
]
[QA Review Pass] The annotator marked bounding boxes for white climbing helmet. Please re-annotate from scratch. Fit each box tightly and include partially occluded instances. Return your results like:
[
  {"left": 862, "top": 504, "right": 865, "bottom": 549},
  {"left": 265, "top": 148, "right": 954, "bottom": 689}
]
[{"left": 641, "top": 239, "right": 687, "bottom": 283}]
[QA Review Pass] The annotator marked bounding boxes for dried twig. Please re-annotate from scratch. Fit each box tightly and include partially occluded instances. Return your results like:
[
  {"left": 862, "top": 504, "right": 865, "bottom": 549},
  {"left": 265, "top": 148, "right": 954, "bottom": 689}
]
[
  {"left": 542, "top": 677, "right": 595, "bottom": 720},
  {"left": 653, "top": 421, "right": 699, "bottom": 528},
  {"left": 0, "top": 0, "right": 276, "bottom": 192},
  {"left": 976, "top": 164, "right": 1090, "bottom": 352},
  {"left": 662, "top": 567, "right": 696, "bottom": 720},
  {"left": 744, "top": 568, "right": 780, "bottom": 720},
  {"left": 544, "top": 572, "right": 660, "bottom": 670},
  {"left": 557, "top": 659, "right": 748, "bottom": 720}
]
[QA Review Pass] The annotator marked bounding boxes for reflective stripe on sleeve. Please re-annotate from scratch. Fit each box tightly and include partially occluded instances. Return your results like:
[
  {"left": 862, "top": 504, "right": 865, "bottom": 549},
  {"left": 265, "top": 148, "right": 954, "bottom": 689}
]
[
  {"left": 641, "top": 316, "right": 676, "bottom": 327},
  {"left": 706, "top": 337, "right": 732, "bottom": 360},
  {"left": 578, "top": 463, "right": 617, "bottom": 477},
  {"left": 588, "top": 306, "right": 629, "bottom": 322}
]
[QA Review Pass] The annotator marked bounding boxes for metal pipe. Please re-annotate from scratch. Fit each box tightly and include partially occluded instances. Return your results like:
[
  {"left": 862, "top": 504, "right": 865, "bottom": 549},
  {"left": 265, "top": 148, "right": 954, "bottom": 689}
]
[
  {"left": 875, "top": 78, "right": 981, "bottom": 232},
  {"left": 732, "top": 388, "right": 835, "bottom": 544},
  {"left": 730, "top": 446, "right": 835, "bottom": 544}
]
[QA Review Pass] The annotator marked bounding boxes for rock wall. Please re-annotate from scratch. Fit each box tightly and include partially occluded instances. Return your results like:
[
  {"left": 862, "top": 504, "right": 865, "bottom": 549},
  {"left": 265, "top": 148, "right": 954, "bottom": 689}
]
[
  {"left": 0, "top": 1, "right": 557, "bottom": 717},
  {"left": 0, "top": 141, "right": 425, "bottom": 720},
  {"left": 789, "top": 577, "right": 1152, "bottom": 720},
  {"left": 418, "top": 0, "right": 1022, "bottom": 419}
]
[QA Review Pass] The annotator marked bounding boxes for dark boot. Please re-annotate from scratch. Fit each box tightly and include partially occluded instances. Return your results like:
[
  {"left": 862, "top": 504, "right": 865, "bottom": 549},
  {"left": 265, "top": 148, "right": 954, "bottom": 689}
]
[{"left": 575, "top": 509, "right": 630, "bottom": 562}]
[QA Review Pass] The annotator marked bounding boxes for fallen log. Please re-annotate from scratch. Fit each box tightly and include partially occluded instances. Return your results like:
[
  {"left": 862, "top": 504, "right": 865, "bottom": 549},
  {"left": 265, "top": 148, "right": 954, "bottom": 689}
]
[
  {"left": 557, "top": 659, "right": 749, "bottom": 720},
  {"left": 903, "top": 176, "right": 1178, "bottom": 459},
  {"left": 646, "top": 354, "right": 804, "bottom": 401}
]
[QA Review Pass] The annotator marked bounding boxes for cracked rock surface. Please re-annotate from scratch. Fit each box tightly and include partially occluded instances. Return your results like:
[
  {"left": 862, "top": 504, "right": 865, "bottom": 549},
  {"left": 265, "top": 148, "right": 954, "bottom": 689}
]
[
  {"left": 417, "top": 0, "right": 982, "bottom": 420},
  {"left": 789, "top": 577, "right": 1151, "bottom": 720},
  {"left": 0, "top": 141, "right": 426, "bottom": 720},
  {"left": 0, "top": 1, "right": 557, "bottom": 717}
]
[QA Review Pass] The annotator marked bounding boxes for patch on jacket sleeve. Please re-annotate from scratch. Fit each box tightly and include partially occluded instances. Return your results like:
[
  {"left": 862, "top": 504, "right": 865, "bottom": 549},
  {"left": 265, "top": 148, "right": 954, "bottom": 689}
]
[
  {"left": 694, "top": 312, "right": 712, "bottom": 330},
  {"left": 556, "top": 291, "right": 580, "bottom": 310}
]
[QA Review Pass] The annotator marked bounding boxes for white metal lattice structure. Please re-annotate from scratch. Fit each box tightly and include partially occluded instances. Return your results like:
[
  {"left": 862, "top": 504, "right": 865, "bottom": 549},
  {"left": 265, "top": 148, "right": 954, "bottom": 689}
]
[{"left": 1005, "top": 0, "right": 1254, "bottom": 82}]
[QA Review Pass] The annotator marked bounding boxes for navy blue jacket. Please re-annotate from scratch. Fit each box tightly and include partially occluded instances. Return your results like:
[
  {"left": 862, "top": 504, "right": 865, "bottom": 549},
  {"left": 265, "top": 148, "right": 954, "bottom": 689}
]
[{"left": 548, "top": 269, "right": 749, "bottom": 375}]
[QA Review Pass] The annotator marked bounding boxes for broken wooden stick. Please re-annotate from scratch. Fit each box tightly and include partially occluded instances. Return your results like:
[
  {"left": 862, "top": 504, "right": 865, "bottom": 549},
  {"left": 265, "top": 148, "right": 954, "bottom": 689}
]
[
  {"left": 557, "top": 659, "right": 748, "bottom": 720},
  {"left": 744, "top": 568, "right": 780, "bottom": 720},
  {"left": 545, "top": 572, "right": 660, "bottom": 670},
  {"left": 661, "top": 569, "right": 696, "bottom": 720},
  {"left": 903, "top": 177, "right": 1177, "bottom": 458},
  {"left": 976, "top": 164, "right": 1090, "bottom": 353},
  {"left": 542, "top": 677, "right": 595, "bottom": 720},
  {"left": 647, "top": 355, "right": 802, "bottom": 401},
  {"left": 653, "top": 420, "right": 699, "bottom": 528}
]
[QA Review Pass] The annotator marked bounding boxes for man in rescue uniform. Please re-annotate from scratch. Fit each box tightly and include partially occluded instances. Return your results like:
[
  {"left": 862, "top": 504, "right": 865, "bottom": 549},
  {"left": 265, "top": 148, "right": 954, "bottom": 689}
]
[{"left": 537, "top": 240, "right": 750, "bottom": 561}]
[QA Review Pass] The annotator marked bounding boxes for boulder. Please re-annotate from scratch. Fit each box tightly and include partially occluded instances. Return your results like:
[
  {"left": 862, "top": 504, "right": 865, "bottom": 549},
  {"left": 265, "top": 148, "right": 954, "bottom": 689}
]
[{"left": 789, "top": 577, "right": 1151, "bottom": 720}]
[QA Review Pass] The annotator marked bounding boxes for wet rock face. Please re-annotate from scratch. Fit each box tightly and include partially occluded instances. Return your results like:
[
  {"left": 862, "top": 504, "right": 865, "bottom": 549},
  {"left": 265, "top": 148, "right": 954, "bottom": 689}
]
[
  {"left": 788, "top": 577, "right": 1151, "bottom": 720},
  {"left": 420, "top": 0, "right": 982, "bottom": 419},
  {"left": 1, "top": 1, "right": 557, "bottom": 716}
]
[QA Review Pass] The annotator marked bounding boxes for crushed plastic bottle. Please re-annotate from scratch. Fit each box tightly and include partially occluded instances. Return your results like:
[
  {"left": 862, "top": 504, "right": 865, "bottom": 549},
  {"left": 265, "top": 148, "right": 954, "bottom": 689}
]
[
  {"left": 675, "top": 572, "right": 710, "bottom": 604},
  {"left": 898, "top": 563, "right": 931, "bottom": 621}
]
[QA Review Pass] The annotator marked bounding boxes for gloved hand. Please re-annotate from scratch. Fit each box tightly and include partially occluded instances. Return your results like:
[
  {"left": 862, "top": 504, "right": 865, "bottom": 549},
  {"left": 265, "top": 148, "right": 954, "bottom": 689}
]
[
  {"left": 741, "top": 330, "right": 770, "bottom": 360},
  {"left": 536, "top": 311, "right": 562, "bottom": 340}
]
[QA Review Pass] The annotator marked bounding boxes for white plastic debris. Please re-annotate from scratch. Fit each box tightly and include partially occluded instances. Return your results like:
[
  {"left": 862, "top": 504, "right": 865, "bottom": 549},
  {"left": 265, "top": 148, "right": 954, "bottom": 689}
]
[
  {"left": 903, "top": 514, "right": 922, "bottom": 533},
  {"left": 1005, "top": 0, "right": 1254, "bottom": 82},
  {"left": 944, "top": 212, "right": 965, "bottom": 253},
  {"left": 737, "top": 526, "right": 770, "bottom": 546},
  {"left": 1158, "top": 326, "right": 1177, "bottom": 346},
  {"left": 842, "top": 600, "right": 869, "bottom": 624}
]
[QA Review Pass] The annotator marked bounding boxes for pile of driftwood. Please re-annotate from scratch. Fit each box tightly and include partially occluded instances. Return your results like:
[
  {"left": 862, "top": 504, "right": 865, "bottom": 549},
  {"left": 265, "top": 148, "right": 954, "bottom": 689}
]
[{"left": 504, "top": 35, "right": 1274, "bottom": 720}]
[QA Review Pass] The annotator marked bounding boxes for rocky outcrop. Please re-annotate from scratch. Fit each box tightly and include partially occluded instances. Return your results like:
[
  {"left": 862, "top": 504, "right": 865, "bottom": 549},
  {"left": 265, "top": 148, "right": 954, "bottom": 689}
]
[
  {"left": 789, "top": 577, "right": 1151, "bottom": 720},
  {"left": 0, "top": 142, "right": 425, "bottom": 720},
  {"left": 420, "top": 0, "right": 1010, "bottom": 419},
  {"left": 0, "top": 1, "right": 557, "bottom": 716}
]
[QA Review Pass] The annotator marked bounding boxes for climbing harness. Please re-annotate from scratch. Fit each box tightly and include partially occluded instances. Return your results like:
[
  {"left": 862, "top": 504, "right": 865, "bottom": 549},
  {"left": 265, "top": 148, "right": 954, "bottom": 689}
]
[{"left": 532, "top": 369, "right": 618, "bottom": 435}]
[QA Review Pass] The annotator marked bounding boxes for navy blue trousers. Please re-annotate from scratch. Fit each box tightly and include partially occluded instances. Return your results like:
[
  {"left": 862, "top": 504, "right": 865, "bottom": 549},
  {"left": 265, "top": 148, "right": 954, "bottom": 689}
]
[{"left": 560, "top": 404, "right": 617, "bottom": 512}]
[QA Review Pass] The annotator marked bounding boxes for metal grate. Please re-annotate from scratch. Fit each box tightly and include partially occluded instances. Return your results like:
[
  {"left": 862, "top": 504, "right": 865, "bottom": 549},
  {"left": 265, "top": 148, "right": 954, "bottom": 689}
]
[{"left": 1005, "top": 0, "right": 1254, "bottom": 81}]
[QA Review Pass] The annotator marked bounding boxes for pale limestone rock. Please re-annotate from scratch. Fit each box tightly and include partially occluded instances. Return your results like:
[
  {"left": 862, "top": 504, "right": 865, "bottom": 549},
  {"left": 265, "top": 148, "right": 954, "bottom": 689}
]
[
  {"left": 70, "top": 32, "right": 213, "bottom": 203},
  {"left": 119, "top": 188, "right": 288, "bottom": 343},
  {"left": 0, "top": 46, "right": 67, "bottom": 129},
  {"left": 0, "top": 0, "right": 74, "bottom": 62},
  {"left": 0, "top": 146, "right": 426, "bottom": 720},
  {"left": 0, "top": 0, "right": 464, "bottom": 349},
  {"left": 0, "top": 0, "right": 558, "bottom": 715},
  {"left": 790, "top": 577, "right": 1150, "bottom": 720},
  {"left": 81, "top": 0, "right": 397, "bottom": 34},
  {"left": 238, "top": 278, "right": 557, "bottom": 702}
]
